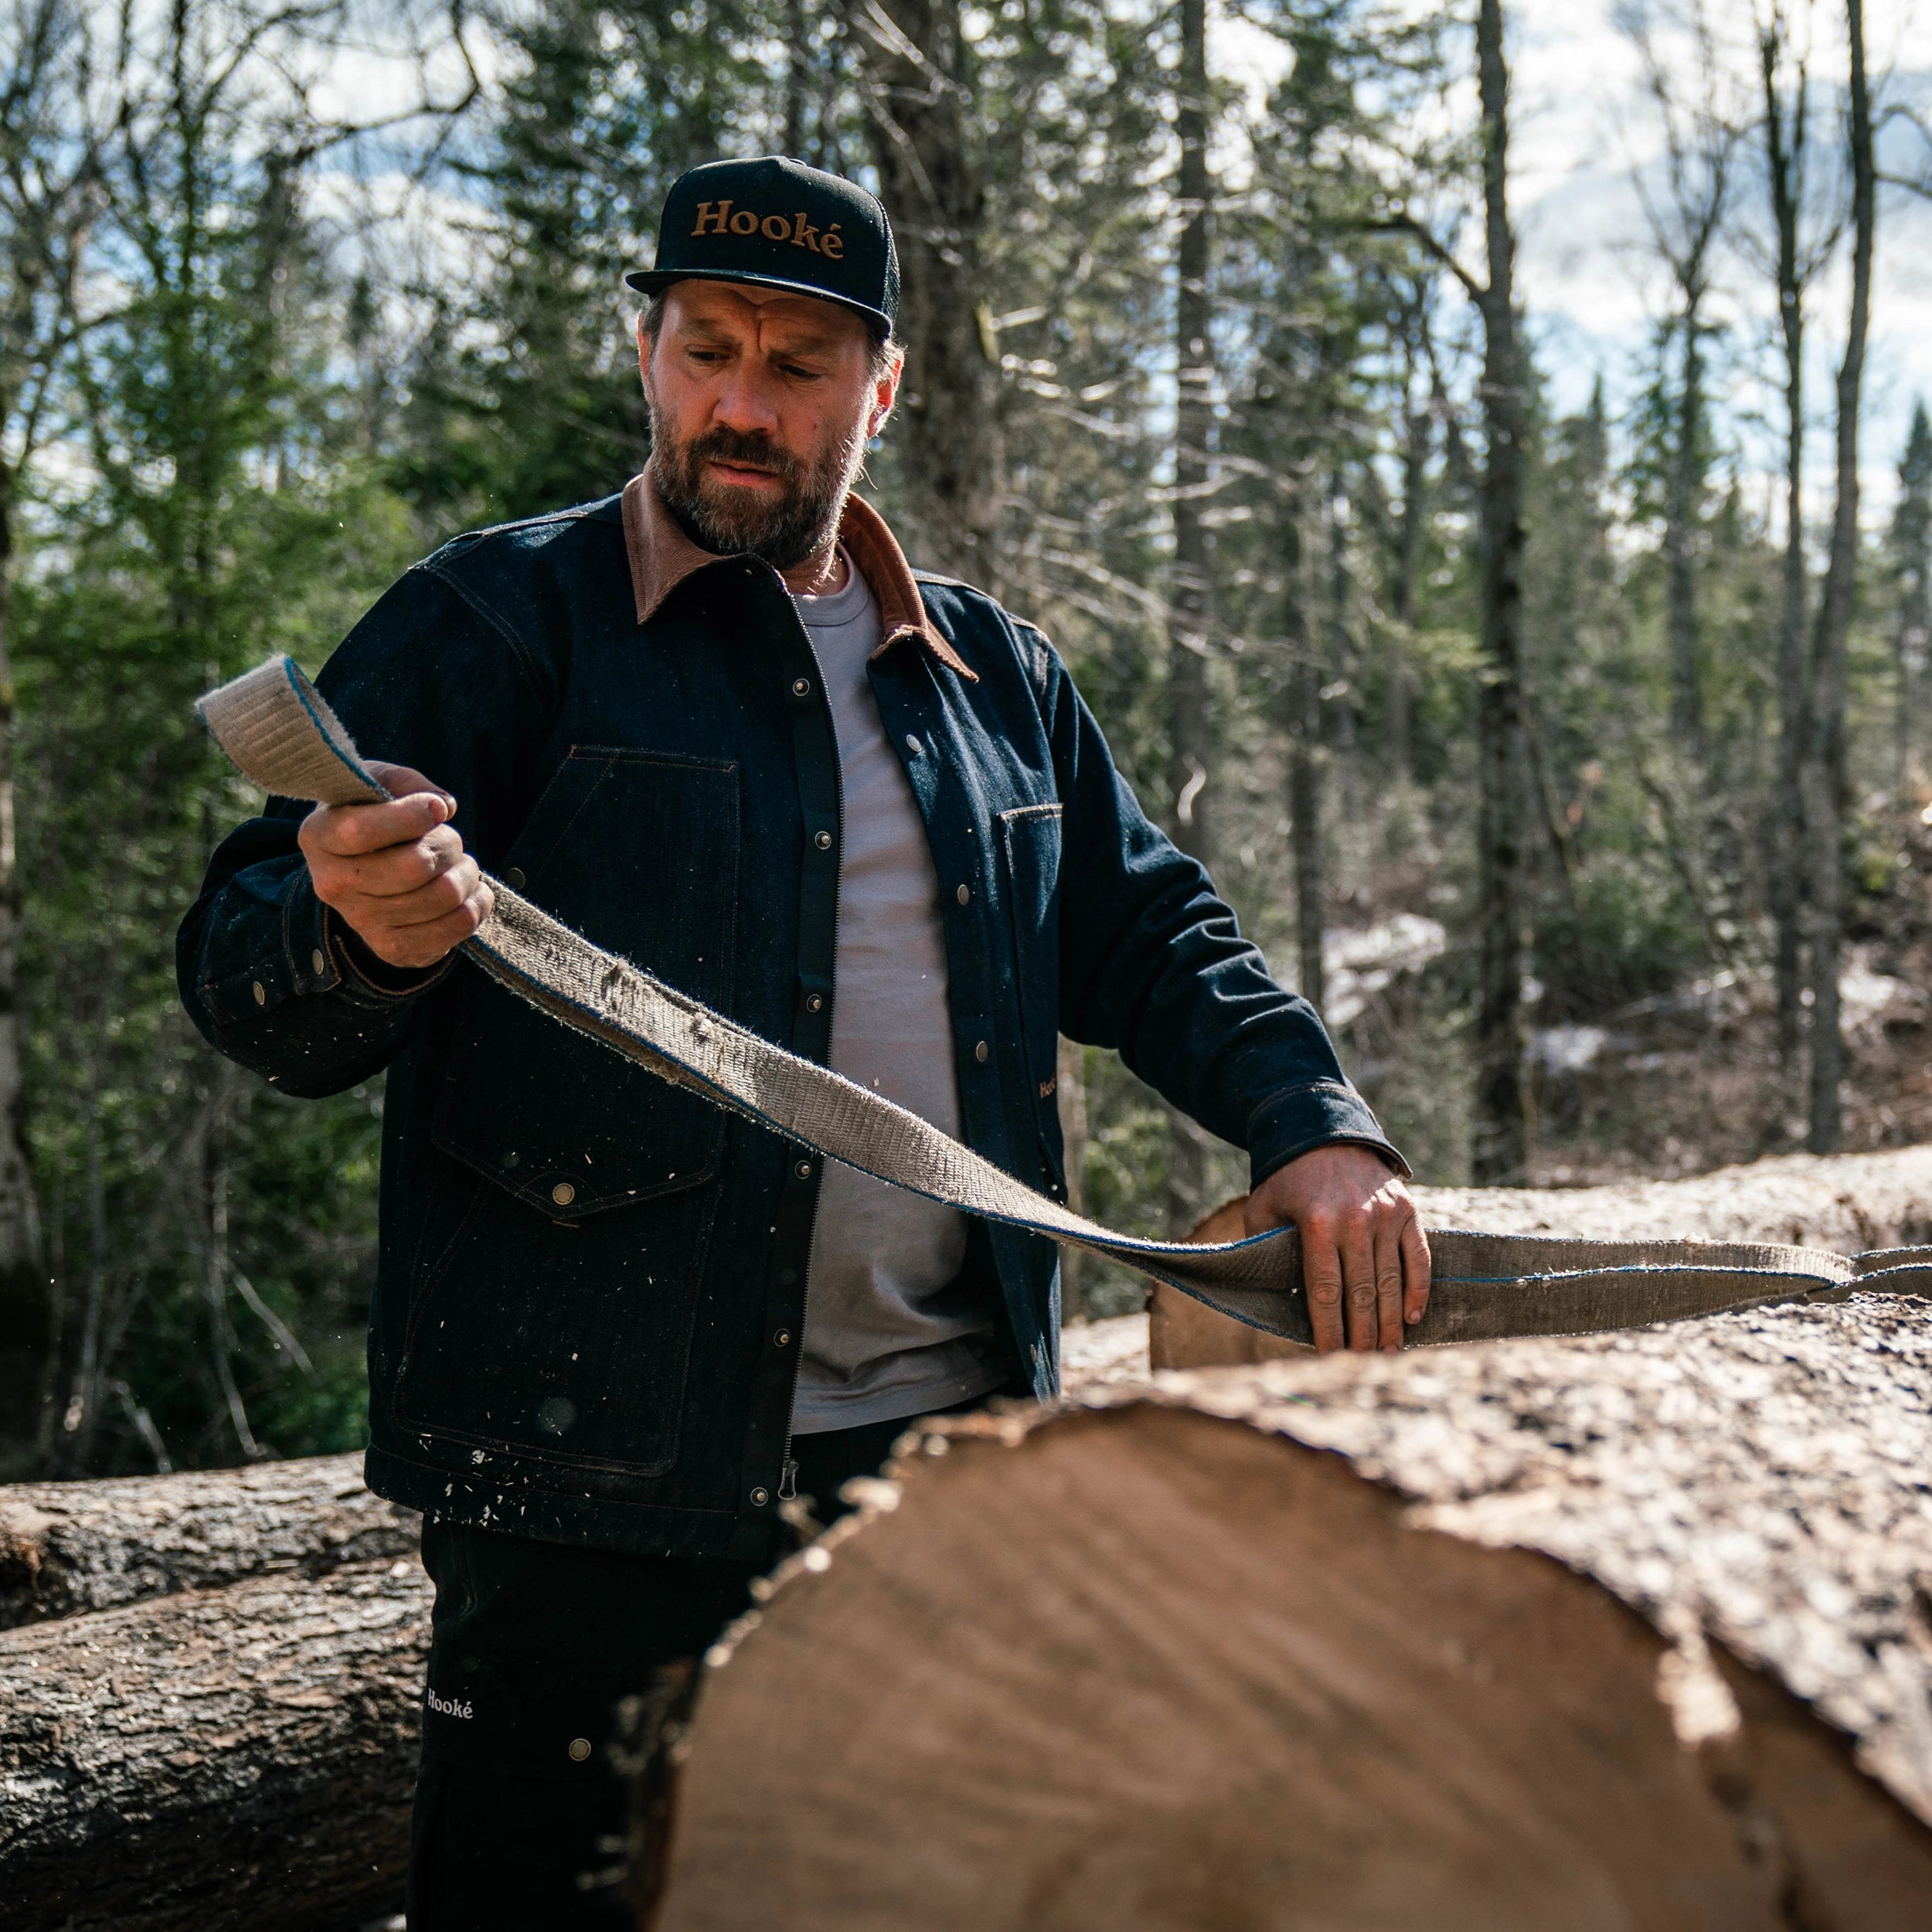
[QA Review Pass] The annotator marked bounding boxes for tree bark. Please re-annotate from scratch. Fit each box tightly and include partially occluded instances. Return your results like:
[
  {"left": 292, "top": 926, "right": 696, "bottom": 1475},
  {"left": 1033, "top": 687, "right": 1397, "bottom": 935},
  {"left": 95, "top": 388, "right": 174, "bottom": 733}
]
[
  {"left": 1471, "top": 0, "right": 1529, "bottom": 1182},
  {"left": 1760, "top": 19, "right": 1815, "bottom": 1077},
  {"left": 1388, "top": 314, "right": 1430, "bottom": 786},
  {"left": 0, "top": 1556, "right": 429, "bottom": 1932},
  {"left": 849, "top": 0, "right": 1002, "bottom": 589},
  {"left": 1665, "top": 308, "right": 1706, "bottom": 749},
  {"left": 1151, "top": 1142, "right": 1932, "bottom": 1369},
  {"left": 651, "top": 1295, "right": 1932, "bottom": 1930},
  {"left": 0, "top": 1451, "right": 415, "bottom": 1629},
  {"left": 1804, "top": 0, "right": 1873, "bottom": 1156},
  {"left": 1160, "top": 0, "right": 1216, "bottom": 1230},
  {"left": 1283, "top": 499, "right": 1325, "bottom": 1006}
]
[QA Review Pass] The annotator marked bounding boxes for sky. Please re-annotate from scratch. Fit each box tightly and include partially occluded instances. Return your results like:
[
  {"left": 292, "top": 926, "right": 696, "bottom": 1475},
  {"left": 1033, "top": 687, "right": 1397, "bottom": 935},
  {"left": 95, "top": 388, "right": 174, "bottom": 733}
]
[{"left": 1216, "top": 0, "right": 1932, "bottom": 524}]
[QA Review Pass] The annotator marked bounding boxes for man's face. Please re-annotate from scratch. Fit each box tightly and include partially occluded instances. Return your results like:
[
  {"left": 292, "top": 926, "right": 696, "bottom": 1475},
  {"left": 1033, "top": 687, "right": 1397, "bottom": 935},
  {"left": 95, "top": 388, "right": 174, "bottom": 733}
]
[{"left": 641, "top": 281, "right": 898, "bottom": 570}]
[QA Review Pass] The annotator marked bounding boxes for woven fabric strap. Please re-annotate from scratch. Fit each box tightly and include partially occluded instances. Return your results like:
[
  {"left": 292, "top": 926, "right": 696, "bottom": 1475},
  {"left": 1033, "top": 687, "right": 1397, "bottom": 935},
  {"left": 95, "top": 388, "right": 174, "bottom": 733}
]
[{"left": 198, "top": 657, "right": 1930, "bottom": 1349}]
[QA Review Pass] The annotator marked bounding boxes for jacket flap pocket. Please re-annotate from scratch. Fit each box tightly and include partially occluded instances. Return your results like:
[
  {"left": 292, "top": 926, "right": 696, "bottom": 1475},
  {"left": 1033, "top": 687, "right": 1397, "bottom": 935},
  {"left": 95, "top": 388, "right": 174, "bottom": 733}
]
[{"left": 433, "top": 745, "right": 740, "bottom": 1221}]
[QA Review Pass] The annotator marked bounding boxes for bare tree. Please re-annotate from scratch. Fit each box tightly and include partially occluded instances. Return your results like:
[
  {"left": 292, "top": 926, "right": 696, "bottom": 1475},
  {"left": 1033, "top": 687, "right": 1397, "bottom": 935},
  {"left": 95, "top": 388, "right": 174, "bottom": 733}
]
[
  {"left": 1619, "top": 0, "right": 1744, "bottom": 761},
  {"left": 1367, "top": 0, "right": 1530, "bottom": 1180},
  {"left": 1283, "top": 494, "right": 1325, "bottom": 1009},
  {"left": 1470, "top": 0, "right": 1531, "bottom": 1182},
  {"left": 1165, "top": 0, "right": 1216, "bottom": 1225},
  {"left": 1752, "top": 0, "right": 1840, "bottom": 1077},
  {"left": 849, "top": 0, "right": 1004, "bottom": 589},
  {"left": 1804, "top": 0, "right": 1874, "bottom": 1154}
]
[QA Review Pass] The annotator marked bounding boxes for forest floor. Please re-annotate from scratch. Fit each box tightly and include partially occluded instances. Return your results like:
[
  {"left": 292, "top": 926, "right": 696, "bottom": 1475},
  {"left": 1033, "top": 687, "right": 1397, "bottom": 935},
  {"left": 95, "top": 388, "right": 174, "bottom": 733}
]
[{"left": 1352, "top": 801, "right": 1932, "bottom": 1188}]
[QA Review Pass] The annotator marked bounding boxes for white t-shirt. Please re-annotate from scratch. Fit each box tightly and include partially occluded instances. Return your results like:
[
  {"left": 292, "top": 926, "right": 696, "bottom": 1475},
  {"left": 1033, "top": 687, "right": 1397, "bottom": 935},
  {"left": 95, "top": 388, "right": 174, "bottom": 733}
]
[{"left": 788, "top": 551, "right": 1005, "bottom": 1432}]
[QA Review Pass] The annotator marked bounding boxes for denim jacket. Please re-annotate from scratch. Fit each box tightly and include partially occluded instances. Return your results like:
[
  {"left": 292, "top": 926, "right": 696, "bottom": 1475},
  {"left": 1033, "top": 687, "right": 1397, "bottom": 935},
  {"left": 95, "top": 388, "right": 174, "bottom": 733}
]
[{"left": 177, "top": 472, "right": 1401, "bottom": 1560}]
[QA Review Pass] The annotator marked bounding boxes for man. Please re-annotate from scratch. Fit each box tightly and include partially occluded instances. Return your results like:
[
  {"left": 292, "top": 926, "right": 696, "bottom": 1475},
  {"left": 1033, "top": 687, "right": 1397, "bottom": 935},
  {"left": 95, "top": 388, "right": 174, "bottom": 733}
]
[{"left": 179, "top": 156, "right": 1428, "bottom": 1926}]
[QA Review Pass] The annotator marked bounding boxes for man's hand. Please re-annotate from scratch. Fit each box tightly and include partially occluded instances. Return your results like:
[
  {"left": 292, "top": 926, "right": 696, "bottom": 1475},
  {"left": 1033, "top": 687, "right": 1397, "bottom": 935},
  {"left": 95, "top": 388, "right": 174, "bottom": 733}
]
[
  {"left": 1244, "top": 1145, "right": 1430, "bottom": 1354},
  {"left": 298, "top": 761, "right": 495, "bottom": 971}
]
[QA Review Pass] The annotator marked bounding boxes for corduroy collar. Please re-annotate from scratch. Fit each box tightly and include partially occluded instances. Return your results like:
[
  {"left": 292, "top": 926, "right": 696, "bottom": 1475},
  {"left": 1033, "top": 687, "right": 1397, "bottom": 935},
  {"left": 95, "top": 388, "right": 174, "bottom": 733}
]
[{"left": 620, "top": 462, "right": 975, "bottom": 681}]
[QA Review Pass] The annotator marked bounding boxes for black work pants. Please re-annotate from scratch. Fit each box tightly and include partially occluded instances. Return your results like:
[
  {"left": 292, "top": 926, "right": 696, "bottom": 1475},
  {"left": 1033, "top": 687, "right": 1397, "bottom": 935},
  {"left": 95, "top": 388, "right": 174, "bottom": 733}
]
[{"left": 406, "top": 1410, "right": 952, "bottom": 1931}]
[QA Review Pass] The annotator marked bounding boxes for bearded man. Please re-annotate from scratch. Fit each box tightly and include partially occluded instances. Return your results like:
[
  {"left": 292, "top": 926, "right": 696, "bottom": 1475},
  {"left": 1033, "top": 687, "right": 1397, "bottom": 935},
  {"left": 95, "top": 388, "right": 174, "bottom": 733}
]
[{"left": 179, "top": 157, "right": 1429, "bottom": 1927}]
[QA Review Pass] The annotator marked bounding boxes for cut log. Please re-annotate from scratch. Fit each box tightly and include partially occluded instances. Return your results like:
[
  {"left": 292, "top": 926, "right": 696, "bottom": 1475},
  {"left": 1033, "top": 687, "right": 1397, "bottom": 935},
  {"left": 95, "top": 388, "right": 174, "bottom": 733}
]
[
  {"left": 0, "top": 1554, "right": 432, "bottom": 1932},
  {"left": 0, "top": 1451, "right": 416, "bottom": 1629},
  {"left": 1151, "top": 1143, "right": 1932, "bottom": 1370},
  {"left": 653, "top": 1292, "right": 1932, "bottom": 1931}
]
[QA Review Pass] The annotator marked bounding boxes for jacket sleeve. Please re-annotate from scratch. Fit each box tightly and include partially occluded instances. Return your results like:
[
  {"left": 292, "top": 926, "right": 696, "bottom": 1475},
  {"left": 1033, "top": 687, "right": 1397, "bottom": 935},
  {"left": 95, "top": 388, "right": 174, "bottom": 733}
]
[
  {"left": 1034, "top": 630, "right": 1406, "bottom": 1189},
  {"left": 175, "top": 558, "right": 559, "bottom": 1098}
]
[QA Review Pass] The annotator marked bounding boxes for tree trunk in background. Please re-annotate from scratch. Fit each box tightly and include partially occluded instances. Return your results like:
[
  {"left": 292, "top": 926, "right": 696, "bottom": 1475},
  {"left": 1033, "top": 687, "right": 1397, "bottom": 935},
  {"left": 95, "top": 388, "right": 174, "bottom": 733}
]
[
  {"left": 849, "top": 0, "right": 1002, "bottom": 590},
  {"left": 1895, "top": 404, "right": 1932, "bottom": 791},
  {"left": 1804, "top": 0, "right": 1873, "bottom": 1157},
  {"left": 1325, "top": 478, "right": 1359, "bottom": 828},
  {"left": 784, "top": 0, "right": 808, "bottom": 156},
  {"left": 1664, "top": 311, "right": 1705, "bottom": 752},
  {"left": 0, "top": 474, "right": 46, "bottom": 1481},
  {"left": 1388, "top": 323, "right": 1430, "bottom": 787},
  {"left": 1164, "top": 0, "right": 1214, "bottom": 1227},
  {"left": 1284, "top": 505, "right": 1325, "bottom": 1007},
  {"left": 1761, "top": 21, "right": 1811, "bottom": 1077},
  {"left": 1471, "top": 0, "right": 1529, "bottom": 1183}
]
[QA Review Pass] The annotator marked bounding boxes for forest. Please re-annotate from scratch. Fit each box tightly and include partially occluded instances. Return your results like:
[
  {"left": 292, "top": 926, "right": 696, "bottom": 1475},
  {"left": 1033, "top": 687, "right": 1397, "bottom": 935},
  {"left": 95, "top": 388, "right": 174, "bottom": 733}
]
[{"left": 0, "top": 0, "right": 1927, "bottom": 1480}]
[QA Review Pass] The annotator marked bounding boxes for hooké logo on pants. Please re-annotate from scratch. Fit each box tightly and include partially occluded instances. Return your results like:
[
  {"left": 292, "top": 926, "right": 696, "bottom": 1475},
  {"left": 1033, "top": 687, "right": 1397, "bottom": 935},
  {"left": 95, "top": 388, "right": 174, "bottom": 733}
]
[{"left": 425, "top": 1687, "right": 474, "bottom": 1719}]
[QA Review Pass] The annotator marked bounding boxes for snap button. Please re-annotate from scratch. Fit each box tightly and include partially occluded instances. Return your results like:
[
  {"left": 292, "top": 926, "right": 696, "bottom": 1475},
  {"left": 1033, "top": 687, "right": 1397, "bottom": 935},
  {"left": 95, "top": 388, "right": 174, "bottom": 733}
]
[
  {"left": 505, "top": 866, "right": 526, "bottom": 890},
  {"left": 311, "top": 948, "right": 326, "bottom": 975},
  {"left": 791, "top": 677, "right": 811, "bottom": 697},
  {"left": 814, "top": 829, "right": 832, "bottom": 850},
  {"left": 750, "top": 1486, "right": 770, "bottom": 1507},
  {"left": 774, "top": 1328, "right": 792, "bottom": 1348},
  {"left": 975, "top": 1040, "right": 989, "bottom": 1063},
  {"left": 252, "top": 981, "right": 267, "bottom": 1006},
  {"left": 805, "top": 993, "right": 824, "bottom": 1012},
  {"left": 567, "top": 1737, "right": 592, "bottom": 1763},
  {"left": 955, "top": 884, "right": 971, "bottom": 906},
  {"left": 551, "top": 1181, "right": 577, "bottom": 1207},
  {"left": 794, "top": 1159, "right": 812, "bottom": 1180},
  {"left": 905, "top": 733, "right": 921, "bottom": 754}
]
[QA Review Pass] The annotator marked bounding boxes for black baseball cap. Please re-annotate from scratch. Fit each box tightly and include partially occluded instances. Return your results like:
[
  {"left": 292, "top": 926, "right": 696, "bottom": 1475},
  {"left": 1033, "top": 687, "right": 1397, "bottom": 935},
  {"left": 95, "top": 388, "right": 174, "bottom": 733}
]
[{"left": 626, "top": 157, "right": 899, "bottom": 339}]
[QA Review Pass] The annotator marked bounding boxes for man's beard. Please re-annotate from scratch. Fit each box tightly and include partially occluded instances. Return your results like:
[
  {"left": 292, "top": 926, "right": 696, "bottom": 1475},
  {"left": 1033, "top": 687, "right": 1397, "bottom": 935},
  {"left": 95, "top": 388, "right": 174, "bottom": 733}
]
[{"left": 648, "top": 401, "right": 866, "bottom": 571}]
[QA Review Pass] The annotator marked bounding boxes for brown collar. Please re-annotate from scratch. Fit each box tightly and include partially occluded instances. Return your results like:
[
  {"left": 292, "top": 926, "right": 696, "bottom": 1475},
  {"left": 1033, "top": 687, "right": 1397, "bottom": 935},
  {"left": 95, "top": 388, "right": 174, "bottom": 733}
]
[{"left": 620, "top": 464, "right": 975, "bottom": 682}]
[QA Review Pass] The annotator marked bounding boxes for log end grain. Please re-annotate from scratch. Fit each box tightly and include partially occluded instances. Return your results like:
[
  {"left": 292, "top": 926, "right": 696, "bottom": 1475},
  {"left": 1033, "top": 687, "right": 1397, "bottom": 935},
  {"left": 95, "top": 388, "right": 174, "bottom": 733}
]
[{"left": 657, "top": 1298, "right": 1932, "bottom": 1932}]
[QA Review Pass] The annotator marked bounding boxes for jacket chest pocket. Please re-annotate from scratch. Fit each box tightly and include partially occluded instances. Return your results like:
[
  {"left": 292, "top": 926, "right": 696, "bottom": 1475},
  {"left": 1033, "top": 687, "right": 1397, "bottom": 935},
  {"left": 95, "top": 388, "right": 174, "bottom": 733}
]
[
  {"left": 998, "top": 802, "right": 1063, "bottom": 1160},
  {"left": 433, "top": 747, "right": 740, "bottom": 1218}
]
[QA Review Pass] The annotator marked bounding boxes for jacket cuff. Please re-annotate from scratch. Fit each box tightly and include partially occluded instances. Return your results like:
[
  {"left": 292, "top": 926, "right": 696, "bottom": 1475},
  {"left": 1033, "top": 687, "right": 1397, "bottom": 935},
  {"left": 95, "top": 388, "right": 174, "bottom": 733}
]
[
  {"left": 295, "top": 876, "right": 453, "bottom": 1007},
  {"left": 1246, "top": 1078, "right": 1410, "bottom": 1188}
]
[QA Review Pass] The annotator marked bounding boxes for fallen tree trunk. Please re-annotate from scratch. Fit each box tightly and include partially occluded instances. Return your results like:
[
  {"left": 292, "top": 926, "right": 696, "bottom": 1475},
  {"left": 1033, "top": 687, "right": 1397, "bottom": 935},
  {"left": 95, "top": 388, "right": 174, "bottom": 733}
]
[
  {"left": 0, "top": 1554, "right": 432, "bottom": 1932},
  {"left": 0, "top": 1451, "right": 415, "bottom": 1628},
  {"left": 652, "top": 1292, "right": 1932, "bottom": 1931},
  {"left": 1152, "top": 1142, "right": 1932, "bottom": 1369}
]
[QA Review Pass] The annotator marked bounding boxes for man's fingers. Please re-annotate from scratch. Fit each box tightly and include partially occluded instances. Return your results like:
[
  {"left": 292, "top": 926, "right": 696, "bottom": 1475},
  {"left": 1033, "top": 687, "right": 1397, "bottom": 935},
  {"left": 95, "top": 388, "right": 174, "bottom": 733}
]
[
  {"left": 1339, "top": 1220, "right": 1378, "bottom": 1352},
  {"left": 304, "top": 791, "right": 452, "bottom": 861},
  {"left": 1372, "top": 1216, "right": 1406, "bottom": 1352},
  {"left": 363, "top": 760, "right": 454, "bottom": 807},
  {"left": 1302, "top": 1219, "right": 1346, "bottom": 1354},
  {"left": 1400, "top": 1213, "right": 1433, "bottom": 1327},
  {"left": 357, "top": 852, "right": 483, "bottom": 927},
  {"left": 355, "top": 883, "right": 495, "bottom": 969}
]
